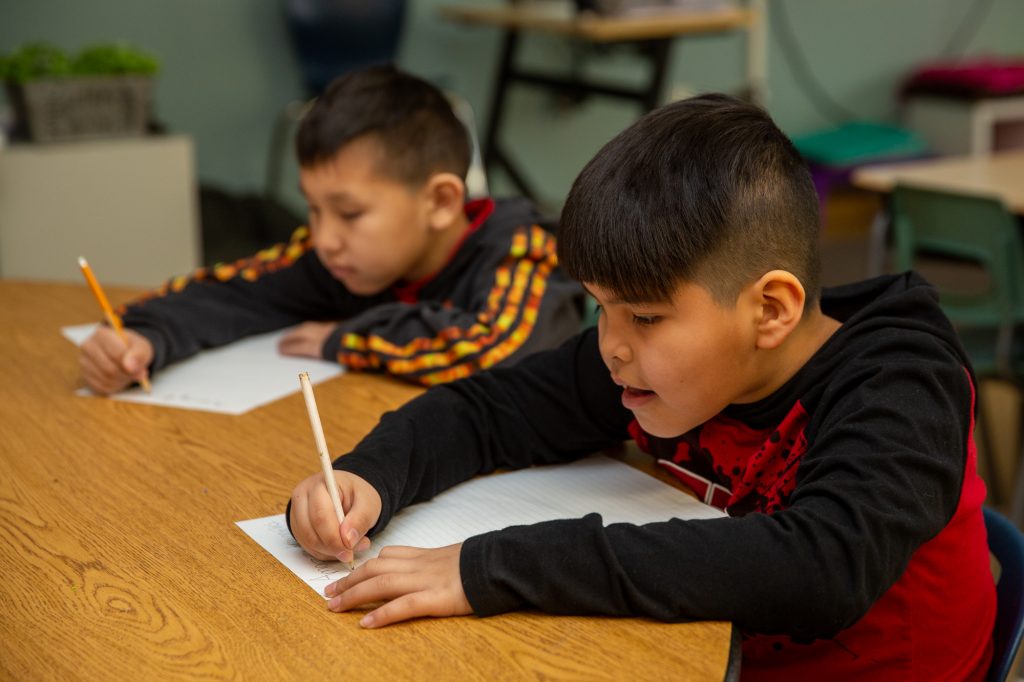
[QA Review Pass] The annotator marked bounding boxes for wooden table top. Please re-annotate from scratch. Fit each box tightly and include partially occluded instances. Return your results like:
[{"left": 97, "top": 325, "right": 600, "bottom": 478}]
[
  {"left": 851, "top": 149, "right": 1024, "bottom": 214},
  {"left": 0, "top": 280, "right": 733, "bottom": 680},
  {"left": 439, "top": 3, "right": 754, "bottom": 43}
]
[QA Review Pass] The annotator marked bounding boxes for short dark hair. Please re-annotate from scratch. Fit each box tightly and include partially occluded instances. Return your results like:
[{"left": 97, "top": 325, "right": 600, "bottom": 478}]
[
  {"left": 558, "top": 93, "right": 821, "bottom": 309},
  {"left": 296, "top": 65, "right": 471, "bottom": 185}
]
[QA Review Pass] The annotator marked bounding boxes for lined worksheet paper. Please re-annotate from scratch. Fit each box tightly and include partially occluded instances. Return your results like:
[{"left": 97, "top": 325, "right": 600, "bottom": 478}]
[
  {"left": 237, "top": 455, "right": 726, "bottom": 598},
  {"left": 62, "top": 324, "right": 342, "bottom": 414}
]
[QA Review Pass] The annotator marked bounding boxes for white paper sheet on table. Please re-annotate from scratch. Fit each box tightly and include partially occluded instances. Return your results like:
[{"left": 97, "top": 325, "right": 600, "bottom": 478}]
[
  {"left": 236, "top": 455, "right": 726, "bottom": 598},
  {"left": 62, "top": 323, "right": 343, "bottom": 415}
]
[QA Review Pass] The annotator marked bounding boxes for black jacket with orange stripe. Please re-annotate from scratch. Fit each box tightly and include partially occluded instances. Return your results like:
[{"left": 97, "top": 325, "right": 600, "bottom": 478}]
[{"left": 120, "top": 198, "right": 584, "bottom": 386}]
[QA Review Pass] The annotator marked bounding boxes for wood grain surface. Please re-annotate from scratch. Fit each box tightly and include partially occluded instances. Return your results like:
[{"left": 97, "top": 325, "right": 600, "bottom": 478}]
[{"left": 0, "top": 280, "right": 733, "bottom": 681}]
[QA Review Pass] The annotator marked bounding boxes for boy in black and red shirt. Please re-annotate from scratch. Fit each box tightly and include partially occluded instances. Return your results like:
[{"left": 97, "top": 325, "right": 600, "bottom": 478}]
[
  {"left": 78, "top": 66, "right": 582, "bottom": 392},
  {"left": 287, "top": 94, "right": 995, "bottom": 680}
]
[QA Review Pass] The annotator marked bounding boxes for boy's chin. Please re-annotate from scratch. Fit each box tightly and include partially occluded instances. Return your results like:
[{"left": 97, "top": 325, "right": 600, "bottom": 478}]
[
  {"left": 338, "top": 276, "right": 390, "bottom": 297},
  {"left": 633, "top": 413, "right": 688, "bottom": 439}
]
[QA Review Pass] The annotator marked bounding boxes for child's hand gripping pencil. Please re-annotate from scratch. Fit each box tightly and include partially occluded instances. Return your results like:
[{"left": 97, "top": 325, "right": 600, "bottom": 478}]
[
  {"left": 298, "top": 372, "right": 355, "bottom": 570},
  {"left": 78, "top": 256, "right": 152, "bottom": 393}
]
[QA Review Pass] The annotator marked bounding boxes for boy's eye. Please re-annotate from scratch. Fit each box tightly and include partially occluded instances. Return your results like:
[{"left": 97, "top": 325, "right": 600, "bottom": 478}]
[
  {"left": 339, "top": 210, "right": 362, "bottom": 222},
  {"left": 632, "top": 314, "right": 660, "bottom": 327}
]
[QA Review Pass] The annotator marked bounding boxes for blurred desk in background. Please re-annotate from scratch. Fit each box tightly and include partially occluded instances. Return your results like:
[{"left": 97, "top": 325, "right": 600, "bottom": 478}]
[
  {"left": 439, "top": 1, "right": 764, "bottom": 202},
  {"left": 852, "top": 149, "right": 1024, "bottom": 276},
  {"left": 0, "top": 135, "right": 200, "bottom": 287}
]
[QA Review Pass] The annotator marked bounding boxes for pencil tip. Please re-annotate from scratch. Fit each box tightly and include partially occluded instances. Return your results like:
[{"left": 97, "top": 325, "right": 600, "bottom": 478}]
[{"left": 78, "top": 256, "right": 87, "bottom": 267}]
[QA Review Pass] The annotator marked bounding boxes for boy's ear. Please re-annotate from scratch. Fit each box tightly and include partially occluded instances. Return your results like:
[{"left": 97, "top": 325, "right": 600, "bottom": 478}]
[
  {"left": 747, "top": 270, "right": 806, "bottom": 350},
  {"left": 423, "top": 172, "right": 466, "bottom": 230}
]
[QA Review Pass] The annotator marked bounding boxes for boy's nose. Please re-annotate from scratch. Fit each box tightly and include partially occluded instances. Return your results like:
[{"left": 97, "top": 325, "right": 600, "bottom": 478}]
[
  {"left": 598, "top": 325, "right": 632, "bottom": 366},
  {"left": 316, "top": 224, "right": 345, "bottom": 255}
]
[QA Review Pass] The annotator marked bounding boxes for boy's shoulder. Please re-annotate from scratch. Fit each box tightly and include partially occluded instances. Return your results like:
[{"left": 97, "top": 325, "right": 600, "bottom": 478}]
[
  {"left": 820, "top": 272, "right": 952, "bottom": 346},
  {"left": 811, "top": 271, "right": 971, "bottom": 387}
]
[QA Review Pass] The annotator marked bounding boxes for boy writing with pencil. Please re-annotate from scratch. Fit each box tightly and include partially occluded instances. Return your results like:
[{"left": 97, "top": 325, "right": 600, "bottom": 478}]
[
  {"left": 78, "top": 66, "right": 582, "bottom": 393},
  {"left": 287, "top": 94, "right": 995, "bottom": 680}
]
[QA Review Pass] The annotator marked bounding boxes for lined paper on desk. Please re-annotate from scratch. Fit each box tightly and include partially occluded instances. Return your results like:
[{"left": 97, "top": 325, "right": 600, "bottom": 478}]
[
  {"left": 62, "top": 323, "right": 342, "bottom": 414},
  {"left": 237, "top": 454, "right": 726, "bottom": 598}
]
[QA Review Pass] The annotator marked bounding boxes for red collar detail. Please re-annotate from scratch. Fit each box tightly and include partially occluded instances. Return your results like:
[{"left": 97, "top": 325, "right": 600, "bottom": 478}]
[{"left": 392, "top": 198, "right": 495, "bottom": 304}]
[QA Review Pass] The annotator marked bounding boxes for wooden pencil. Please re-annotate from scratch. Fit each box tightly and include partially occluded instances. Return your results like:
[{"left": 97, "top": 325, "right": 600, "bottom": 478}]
[
  {"left": 77, "top": 257, "right": 152, "bottom": 393},
  {"left": 298, "top": 371, "right": 354, "bottom": 569}
]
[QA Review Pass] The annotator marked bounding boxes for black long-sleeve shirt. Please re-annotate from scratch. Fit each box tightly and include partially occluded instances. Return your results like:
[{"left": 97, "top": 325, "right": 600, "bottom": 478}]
[
  {"left": 307, "top": 273, "right": 994, "bottom": 680},
  {"left": 119, "top": 198, "right": 584, "bottom": 385}
]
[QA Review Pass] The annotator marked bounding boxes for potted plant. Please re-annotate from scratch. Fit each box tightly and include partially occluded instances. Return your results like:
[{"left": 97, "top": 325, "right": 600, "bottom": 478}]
[{"left": 1, "top": 41, "right": 159, "bottom": 143}]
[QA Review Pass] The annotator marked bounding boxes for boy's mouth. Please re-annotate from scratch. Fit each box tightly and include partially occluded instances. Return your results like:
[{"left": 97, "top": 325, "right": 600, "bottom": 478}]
[
  {"left": 621, "top": 385, "right": 656, "bottom": 409},
  {"left": 612, "top": 375, "right": 657, "bottom": 409}
]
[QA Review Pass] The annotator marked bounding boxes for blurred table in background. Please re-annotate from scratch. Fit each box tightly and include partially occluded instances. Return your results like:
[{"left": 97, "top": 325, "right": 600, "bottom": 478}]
[
  {"left": 439, "top": 1, "right": 765, "bottom": 203},
  {"left": 852, "top": 149, "right": 1024, "bottom": 276}
]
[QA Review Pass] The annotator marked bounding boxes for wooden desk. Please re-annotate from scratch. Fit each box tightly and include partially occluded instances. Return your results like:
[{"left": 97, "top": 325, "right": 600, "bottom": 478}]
[
  {"left": 0, "top": 280, "right": 735, "bottom": 680},
  {"left": 851, "top": 150, "right": 1024, "bottom": 276},
  {"left": 440, "top": 1, "right": 765, "bottom": 203}
]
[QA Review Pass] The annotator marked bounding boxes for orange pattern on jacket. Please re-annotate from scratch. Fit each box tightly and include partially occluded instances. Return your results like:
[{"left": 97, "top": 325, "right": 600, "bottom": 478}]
[{"left": 336, "top": 225, "right": 557, "bottom": 385}]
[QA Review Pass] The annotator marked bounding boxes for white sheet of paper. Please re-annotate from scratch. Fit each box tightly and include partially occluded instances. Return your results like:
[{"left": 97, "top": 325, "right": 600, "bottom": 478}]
[
  {"left": 236, "top": 455, "right": 726, "bottom": 598},
  {"left": 62, "top": 323, "right": 343, "bottom": 415}
]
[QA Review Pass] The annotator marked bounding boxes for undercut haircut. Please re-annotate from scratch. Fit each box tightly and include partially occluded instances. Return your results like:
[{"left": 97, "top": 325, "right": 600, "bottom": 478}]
[
  {"left": 559, "top": 93, "right": 822, "bottom": 309},
  {"left": 296, "top": 65, "right": 471, "bottom": 186}
]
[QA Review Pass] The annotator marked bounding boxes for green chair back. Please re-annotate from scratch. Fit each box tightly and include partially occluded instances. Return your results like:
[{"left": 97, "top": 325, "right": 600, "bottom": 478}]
[{"left": 891, "top": 184, "right": 1024, "bottom": 377}]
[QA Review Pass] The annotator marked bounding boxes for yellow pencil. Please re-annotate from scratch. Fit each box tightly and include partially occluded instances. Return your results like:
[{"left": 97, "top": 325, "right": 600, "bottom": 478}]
[
  {"left": 298, "top": 371, "right": 354, "bottom": 570},
  {"left": 77, "top": 257, "right": 152, "bottom": 393}
]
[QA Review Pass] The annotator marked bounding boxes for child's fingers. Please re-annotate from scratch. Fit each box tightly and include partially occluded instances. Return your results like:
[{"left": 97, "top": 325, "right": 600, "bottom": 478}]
[
  {"left": 290, "top": 486, "right": 340, "bottom": 560},
  {"left": 122, "top": 346, "right": 148, "bottom": 374},
  {"left": 80, "top": 363, "right": 124, "bottom": 395},
  {"left": 277, "top": 326, "right": 317, "bottom": 357},
  {"left": 376, "top": 545, "right": 422, "bottom": 559},
  {"left": 120, "top": 331, "right": 154, "bottom": 375},
  {"left": 308, "top": 485, "right": 350, "bottom": 554},
  {"left": 81, "top": 334, "right": 126, "bottom": 377},
  {"left": 338, "top": 491, "right": 380, "bottom": 551},
  {"left": 360, "top": 592, "right": 437, "bottom": 628},
  {"left": 80, "top": 340, "right": 132, "bottom": 394},
  {"left": 327, "top": 559, "right": 419, "bottom": 612}
]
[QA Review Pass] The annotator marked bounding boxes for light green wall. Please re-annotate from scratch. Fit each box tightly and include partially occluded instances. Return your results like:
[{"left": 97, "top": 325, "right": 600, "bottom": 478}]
[{"left": 3, "top": 0, "right": 1023, "bottom": 214}]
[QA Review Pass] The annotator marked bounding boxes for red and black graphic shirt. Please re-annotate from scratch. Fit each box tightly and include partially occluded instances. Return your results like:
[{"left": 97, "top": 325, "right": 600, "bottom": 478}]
[{"left": 311, "top": 272, "right": 995, "bottom": 681}]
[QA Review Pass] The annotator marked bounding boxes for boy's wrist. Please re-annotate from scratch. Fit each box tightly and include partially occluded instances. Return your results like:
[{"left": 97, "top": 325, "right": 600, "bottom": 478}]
[
  {"left": 322, "top": 325, "right": 344, "bottom": 362},
  {"left": 126, "top": 324, "right": 166, "bottom": 372}
]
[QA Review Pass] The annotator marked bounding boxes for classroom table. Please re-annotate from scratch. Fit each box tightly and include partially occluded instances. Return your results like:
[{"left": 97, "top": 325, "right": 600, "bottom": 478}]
[
  {"left": 0, "top": 280, "right": 737, "bottom": 680},
  {"left": 850, "top": 149, "right": 1024, "bottom": 276},
  {"left": 439, "top": 1, "right": 765, "bottom": 203}
]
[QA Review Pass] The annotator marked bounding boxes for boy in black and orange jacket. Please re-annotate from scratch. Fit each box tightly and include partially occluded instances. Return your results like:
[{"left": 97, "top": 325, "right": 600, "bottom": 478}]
[{"left": 79, "top": 66, "right": 582, "bottom": 392}]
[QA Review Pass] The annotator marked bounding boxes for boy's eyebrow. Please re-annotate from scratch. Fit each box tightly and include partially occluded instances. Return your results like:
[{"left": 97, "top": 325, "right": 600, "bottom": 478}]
[
  {"left": 295, "top": 185, "right": 356, "bottom": 204},
  {"left": 580, "top": 285, "right": 661, "bottom": 307}
]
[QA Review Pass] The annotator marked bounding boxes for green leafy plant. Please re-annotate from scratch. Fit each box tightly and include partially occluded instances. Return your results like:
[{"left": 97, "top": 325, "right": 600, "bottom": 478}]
[
  {"left": 0, "top": 41, "right": 159, "bottom": 84},
  {"left": 73, "top": 44, "right": 159, "bottom": 77},
  {"left": 0, "top": 42, "right": 72, "bottom": 84}
]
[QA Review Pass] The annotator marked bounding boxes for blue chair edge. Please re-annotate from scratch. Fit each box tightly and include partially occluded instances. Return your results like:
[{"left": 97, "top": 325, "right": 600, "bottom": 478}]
[{"left": 985, "top": 506, "right": 1024, "bottom": 682}]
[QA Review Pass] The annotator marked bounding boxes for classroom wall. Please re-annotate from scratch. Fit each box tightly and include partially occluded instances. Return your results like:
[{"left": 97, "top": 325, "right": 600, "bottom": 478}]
[{"left": 2, "top": 0, "right": 1023, "bottom": 214}]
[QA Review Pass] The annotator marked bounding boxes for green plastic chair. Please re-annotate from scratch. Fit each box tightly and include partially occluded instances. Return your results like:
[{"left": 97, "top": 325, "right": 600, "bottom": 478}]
[
  {"left": 891, "top": 184, "right": 1024, "bottom": 514},
  {"left": 892, "top": 185, "right": 1024, "bottom": 378}
]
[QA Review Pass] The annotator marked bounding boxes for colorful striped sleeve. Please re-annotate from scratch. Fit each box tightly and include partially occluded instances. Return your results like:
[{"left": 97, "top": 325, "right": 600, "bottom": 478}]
[
  {"left": 120, "top": 227, "right": 314, "bottom": 313},
  {"left": 331, "top": 225, "right": 576, "bottom": 386}
]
